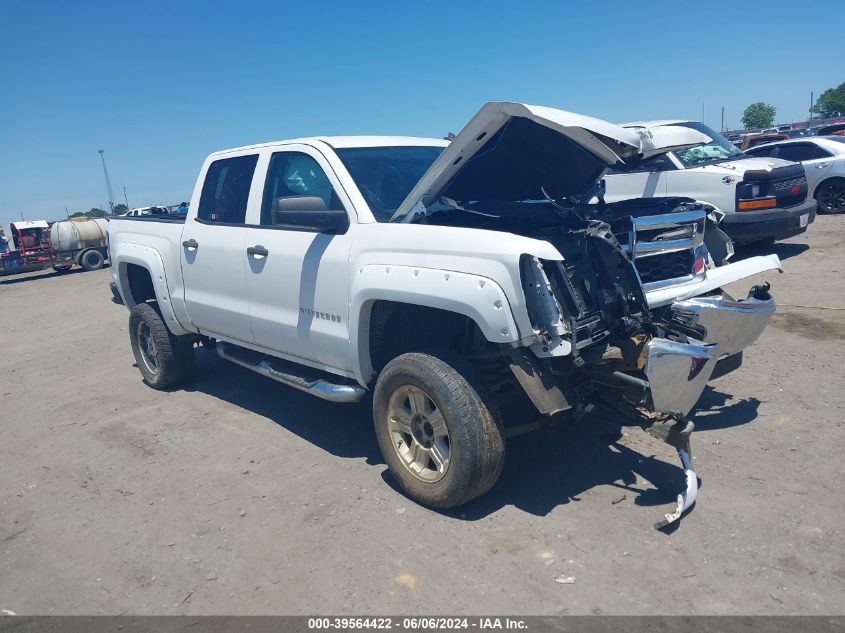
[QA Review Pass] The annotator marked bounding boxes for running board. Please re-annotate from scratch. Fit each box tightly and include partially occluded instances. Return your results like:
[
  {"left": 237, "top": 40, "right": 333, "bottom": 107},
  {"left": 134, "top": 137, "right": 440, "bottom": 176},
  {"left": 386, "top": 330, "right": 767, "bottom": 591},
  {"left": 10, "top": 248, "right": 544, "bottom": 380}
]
[{"left": 216, "top": 342, "right": 366, "bottom": 403}]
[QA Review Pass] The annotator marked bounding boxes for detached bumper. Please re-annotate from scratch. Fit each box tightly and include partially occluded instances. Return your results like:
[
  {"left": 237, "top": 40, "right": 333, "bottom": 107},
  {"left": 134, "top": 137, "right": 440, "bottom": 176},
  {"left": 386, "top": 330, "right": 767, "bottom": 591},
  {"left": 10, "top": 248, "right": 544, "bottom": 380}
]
[
  {"left": 721, "top": 201, "right": 816, "bottom": 244},
  {"left": 644, "top": 338, "right": 718, "bottom": 417},
  {"left": 643, "top": 285, "right": 776, "bottom": 417},
  {"left": 671, "top": 289, "right": 776, "bottom": 359},
  {"left": 646, "top": 253, "right": 782, "bottom": 308}
]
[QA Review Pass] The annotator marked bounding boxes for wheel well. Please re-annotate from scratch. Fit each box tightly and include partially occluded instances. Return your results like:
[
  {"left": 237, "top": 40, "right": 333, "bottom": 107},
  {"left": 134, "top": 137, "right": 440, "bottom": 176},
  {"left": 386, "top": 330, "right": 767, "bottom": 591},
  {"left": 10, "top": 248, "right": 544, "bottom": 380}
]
[
  {"left": 126, "top": 263, "right": 156, "bottom": 305},
  {"left": 367, "top": 301, "right": 488, "bottom": 381},
  {"left": 814, "top": 176, "right": 845, "bottom": 198},
  {"left": 364, "top": 301, "right": 530, "bottom": 425}
]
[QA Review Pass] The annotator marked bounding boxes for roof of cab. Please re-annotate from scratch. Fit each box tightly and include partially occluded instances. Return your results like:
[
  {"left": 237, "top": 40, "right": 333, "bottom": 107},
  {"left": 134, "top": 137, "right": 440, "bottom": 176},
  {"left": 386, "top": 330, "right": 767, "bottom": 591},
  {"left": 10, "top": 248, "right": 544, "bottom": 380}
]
[{"left": 209, "top": 135, "right": 449, "bottom": 158}]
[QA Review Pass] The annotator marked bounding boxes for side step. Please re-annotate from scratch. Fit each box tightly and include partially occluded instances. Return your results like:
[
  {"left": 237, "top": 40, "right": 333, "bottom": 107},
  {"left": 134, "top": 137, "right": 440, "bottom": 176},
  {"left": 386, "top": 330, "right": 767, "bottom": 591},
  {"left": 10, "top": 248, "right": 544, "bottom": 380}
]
[{"left": 216, "top": 342, "right": 366, "bottom": 403}]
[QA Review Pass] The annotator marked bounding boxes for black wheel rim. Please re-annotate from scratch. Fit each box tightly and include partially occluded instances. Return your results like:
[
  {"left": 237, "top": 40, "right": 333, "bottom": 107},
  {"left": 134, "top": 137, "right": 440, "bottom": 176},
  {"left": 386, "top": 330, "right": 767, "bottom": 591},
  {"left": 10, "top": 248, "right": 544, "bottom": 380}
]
[
  {"left": 137, "top": 322, "right": 159, "bottom": 373},
  {"left": 819, "top": 183, "right": 845, "bottom": 213}
]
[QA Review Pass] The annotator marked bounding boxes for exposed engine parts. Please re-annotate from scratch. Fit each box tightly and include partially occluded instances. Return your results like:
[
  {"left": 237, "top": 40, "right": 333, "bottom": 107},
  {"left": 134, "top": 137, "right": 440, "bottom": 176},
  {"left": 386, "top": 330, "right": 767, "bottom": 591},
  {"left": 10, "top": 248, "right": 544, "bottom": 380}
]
[{"left": 421, "top": 195, "right": 776, "bottom": 527}]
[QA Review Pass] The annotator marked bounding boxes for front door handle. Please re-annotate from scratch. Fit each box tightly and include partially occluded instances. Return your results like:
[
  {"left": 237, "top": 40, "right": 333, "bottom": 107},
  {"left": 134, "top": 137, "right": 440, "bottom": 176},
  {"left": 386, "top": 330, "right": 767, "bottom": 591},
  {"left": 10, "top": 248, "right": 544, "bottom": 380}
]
[
  {"left": 247, "top": 245, "right": 269, "bottom": 258},
  {"left": 182, "top": 239, "right": 199, "bottom": 250},
  {"left": 815, "top": 163, "right": 830, "bottom": 169}
]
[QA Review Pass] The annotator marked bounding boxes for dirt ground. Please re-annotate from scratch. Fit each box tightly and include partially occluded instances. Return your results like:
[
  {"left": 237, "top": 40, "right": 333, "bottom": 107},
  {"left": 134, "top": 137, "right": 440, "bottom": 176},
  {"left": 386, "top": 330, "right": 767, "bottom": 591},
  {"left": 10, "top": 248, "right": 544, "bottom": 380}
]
[{"left": 1, "top": 216, "right": 843, "bottom": 616}]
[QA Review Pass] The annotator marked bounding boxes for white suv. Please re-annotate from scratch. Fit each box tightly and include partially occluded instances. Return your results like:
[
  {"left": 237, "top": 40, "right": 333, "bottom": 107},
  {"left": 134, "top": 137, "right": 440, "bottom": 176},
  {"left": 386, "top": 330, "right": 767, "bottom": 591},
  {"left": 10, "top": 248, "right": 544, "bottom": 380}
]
[{"left": 604, "top": 120, "right": 817, "bottom": 243}]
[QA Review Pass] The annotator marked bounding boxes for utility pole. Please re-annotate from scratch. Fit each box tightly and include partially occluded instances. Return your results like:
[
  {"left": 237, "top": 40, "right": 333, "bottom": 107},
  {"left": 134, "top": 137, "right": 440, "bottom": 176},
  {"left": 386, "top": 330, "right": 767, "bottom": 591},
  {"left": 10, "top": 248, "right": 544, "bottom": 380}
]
[
  {"left": 810, "top": 91, "right": 814, "bottom": 121},
  {"left": 123, "top": 186, "right": 129, "bottom": 211},
  {"left": 721, "top": 106, "right": 725, "bottom": 132},
  {"left": 98, "top": 149, "right": 117, "bottom": 214}
]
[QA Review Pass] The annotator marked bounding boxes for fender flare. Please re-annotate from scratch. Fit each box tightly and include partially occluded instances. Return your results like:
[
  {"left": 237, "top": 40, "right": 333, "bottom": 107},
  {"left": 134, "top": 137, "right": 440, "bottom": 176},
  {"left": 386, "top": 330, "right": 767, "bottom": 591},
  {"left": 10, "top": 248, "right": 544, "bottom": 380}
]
[
  {"left": 114, "top": 243, "right": 191, "bottom": 336},
  {"left": 349, "top": 264, "right": 520, "bottom": 384}
]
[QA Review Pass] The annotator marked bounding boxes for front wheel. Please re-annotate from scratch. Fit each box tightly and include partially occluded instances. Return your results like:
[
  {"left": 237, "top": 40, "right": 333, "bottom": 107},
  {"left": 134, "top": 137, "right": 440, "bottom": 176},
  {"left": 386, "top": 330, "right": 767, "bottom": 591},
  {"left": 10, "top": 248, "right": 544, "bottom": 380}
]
[
  {"left": 816, "top": 179, "right": 845, "bottom": 214},
  {"left": 128, "top": 303, "right": 194, "bottom": 389},
  {"left": 373, "top": 351, "right": 504, "bottom": 509}
]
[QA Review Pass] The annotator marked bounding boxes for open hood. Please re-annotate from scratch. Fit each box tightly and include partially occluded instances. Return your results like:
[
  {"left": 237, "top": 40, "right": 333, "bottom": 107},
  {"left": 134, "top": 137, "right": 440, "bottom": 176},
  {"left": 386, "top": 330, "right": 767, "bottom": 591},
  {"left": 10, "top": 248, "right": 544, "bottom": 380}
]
[{"left": 391, "top": 102, "right": 709, "bottom": 222}]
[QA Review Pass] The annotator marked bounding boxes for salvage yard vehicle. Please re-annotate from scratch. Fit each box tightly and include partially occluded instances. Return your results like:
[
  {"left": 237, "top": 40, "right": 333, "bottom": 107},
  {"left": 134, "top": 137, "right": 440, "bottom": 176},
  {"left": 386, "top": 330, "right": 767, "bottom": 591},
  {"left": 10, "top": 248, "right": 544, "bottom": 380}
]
[
  {"left": 1, "top": 220, "right": 52, "bottom": 275},
  {"left": 745, "top": 136, "right": 845, "bottom": 214},
  {"left": 108, "top": 102, "right": 783, "bottom": 527},
  {"left": 49, "top": 217, "right": 110, "bottom": 271},
  {"left": 604, "top": 120, "right": 817, "bottom": 244}
]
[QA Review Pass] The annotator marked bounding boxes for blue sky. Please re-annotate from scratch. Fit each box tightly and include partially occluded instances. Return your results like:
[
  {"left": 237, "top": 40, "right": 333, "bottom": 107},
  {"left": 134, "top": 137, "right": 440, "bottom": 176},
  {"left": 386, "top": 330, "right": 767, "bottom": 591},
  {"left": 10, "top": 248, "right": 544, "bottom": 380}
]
[{"left": 1, "top": 0, "right": 842, "bottom": 224}]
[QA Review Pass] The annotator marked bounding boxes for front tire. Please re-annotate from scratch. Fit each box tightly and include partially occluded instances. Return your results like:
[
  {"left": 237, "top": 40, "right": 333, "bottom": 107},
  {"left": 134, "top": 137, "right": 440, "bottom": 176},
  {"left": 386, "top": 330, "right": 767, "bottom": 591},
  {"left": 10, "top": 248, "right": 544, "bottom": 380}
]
[
  {"left": 129, "top": 303, "right": 194, "bottom": 389},
  {"left": 373, "top": 351, "right": 504, "bottom": 509}
]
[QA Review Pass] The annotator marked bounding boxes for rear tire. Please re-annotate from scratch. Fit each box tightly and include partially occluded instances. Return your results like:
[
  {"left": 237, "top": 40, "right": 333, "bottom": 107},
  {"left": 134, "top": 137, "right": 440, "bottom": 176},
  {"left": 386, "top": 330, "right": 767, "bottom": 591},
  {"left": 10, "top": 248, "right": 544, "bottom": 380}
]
[
  {"left": 129, "top": 302, "right": 194, "bottom": 389},
  {"left": 816, "top": 178, "right": 845, "bottom": 214},
  {"left": 373, "top": 351, "right": 504, "bottom": 509},
  {"left": 80, "top": 249, "right": 104, "bottom": 271}
]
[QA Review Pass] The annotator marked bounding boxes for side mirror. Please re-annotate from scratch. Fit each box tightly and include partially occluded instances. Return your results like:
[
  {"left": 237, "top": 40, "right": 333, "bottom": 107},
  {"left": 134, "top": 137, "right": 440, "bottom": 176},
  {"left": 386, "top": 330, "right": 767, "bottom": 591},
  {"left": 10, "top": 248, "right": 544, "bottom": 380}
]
[
  {"left": 272, "top": 196, "right": 349, "bottom": 233},
  {"left": 302, "top": 207, "right": 349, "bottom": 234}
]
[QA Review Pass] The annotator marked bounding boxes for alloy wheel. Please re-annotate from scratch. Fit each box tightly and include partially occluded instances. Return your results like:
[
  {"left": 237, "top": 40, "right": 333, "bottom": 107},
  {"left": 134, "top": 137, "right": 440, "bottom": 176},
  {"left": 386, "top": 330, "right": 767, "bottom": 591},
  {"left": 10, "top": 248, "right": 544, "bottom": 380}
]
[
  {"left": 386, "top": 384, "right": 450, "bottom": 482},
  {"left": 818, "top": 182, "right": 845, "bottom": 214}
]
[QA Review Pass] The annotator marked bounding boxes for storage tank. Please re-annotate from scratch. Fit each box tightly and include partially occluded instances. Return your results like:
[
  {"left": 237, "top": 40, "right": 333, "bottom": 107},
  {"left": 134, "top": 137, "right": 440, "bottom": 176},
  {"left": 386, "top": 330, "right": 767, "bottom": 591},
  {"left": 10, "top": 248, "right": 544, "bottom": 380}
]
[{"left": 49, "top": 218, "right": 108, "bottom": 253}]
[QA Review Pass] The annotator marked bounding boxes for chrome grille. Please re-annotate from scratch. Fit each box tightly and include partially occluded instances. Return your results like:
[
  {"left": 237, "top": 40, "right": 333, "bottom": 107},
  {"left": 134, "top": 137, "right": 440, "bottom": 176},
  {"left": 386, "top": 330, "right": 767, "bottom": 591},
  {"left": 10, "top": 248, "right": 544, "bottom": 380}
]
[
  {"left": 636, "top": 251, "right": 694, "bottom": 284},
  {"left": 617, "top": 208, "right": 705, "bottom": 290}
]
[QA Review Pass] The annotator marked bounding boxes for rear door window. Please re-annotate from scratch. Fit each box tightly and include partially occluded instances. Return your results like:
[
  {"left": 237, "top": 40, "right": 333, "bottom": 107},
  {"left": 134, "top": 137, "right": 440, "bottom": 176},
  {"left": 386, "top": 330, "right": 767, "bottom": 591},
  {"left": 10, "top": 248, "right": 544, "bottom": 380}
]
[
  {"left": 775, "top": 144, "right": 829, "bottom": 162},
  {"left": 197, "top": 155, "right": 258, "bottom": 224}
]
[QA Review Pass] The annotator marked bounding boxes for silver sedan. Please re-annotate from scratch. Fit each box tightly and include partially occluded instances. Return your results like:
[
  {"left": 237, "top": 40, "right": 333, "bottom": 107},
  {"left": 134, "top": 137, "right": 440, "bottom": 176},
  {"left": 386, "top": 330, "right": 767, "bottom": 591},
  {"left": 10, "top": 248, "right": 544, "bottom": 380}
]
[{"left": 745, "top": 136, "right": 845, "bottom": 214}]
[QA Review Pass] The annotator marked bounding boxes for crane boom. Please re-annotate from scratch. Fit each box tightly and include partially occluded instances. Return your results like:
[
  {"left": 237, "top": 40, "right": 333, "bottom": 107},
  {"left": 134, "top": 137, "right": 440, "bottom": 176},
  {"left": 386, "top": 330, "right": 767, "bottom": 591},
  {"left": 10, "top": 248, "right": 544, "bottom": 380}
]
[{"left": 98, "top": 149, "right": 116, "bottom": 213}]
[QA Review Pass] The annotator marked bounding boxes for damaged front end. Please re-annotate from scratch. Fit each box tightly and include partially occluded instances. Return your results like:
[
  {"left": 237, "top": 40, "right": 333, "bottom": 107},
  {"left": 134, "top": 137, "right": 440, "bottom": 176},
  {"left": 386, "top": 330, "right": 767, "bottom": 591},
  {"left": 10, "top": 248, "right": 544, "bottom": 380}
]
[
  {"left": 391, "top": 101, "right": 778, "bottom": 527},
  {"left": 513, "top": 220, "right": 776, "bottom": 527}
]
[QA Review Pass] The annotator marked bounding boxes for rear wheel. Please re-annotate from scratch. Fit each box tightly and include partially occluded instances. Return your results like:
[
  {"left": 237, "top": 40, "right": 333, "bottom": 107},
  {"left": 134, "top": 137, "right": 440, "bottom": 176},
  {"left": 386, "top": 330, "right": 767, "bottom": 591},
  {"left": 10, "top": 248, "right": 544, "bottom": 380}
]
[
  {"left": 129, "top": 303, "right": 194, "bottom": 389},
  {"left": 373, "top": 351, "right": 504, "bottom": 508},
  {"left": 816, "top": 178, "right": 845, "bottom": 214},
  {"left": 80, "top": 249, "right": 104, "bottom": 271}
]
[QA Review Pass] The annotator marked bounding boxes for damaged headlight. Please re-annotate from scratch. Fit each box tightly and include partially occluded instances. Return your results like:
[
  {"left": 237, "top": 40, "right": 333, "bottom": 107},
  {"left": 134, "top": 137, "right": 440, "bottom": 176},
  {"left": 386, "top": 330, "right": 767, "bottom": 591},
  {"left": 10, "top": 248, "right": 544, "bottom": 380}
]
[
  {"left": 519, "top": 255, "right": 569, "bottom": 352},
  {"left": 520, "top": 255, "right": 568, "bottom": 339}
]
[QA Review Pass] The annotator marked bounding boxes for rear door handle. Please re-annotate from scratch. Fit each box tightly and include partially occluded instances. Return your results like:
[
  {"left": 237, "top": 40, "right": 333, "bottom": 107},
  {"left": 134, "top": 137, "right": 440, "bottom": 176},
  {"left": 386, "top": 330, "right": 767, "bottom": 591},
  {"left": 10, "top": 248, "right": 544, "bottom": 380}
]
[
  {"left": 815, "top": 163, "right": 830, "bottom": 169},
  {"left": 247, "top": 245, "right": 269, "bottom": 257},
  {"left": 182, "top": 239, "right": 199, "bottom": 250}
]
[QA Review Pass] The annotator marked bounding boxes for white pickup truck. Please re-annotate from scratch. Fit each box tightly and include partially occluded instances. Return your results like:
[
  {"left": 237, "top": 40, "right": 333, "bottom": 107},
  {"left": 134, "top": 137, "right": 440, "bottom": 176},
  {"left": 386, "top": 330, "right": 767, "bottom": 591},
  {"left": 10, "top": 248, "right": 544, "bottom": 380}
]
[{"left": 108, "top": 102, "right": 782, "bottom": 527}]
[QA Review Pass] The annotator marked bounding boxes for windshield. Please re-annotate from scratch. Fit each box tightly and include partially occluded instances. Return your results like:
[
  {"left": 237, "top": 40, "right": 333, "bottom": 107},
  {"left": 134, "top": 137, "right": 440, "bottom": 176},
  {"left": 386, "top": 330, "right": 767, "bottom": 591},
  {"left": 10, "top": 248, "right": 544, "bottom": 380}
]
[
  {"left": 335, "top": 146, "right": 444, "bottom": 222},
  {"left": 670, "top": 122, "right": 744, "bottom": 167}
]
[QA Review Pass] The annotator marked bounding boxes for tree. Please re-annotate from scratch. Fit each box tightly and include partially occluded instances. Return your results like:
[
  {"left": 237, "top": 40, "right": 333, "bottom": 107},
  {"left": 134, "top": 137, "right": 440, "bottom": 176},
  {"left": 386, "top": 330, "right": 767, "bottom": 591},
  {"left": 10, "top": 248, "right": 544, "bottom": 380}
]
[
  {"left": 811, "top": 82, "right": 845, "bottom": 119},
  {"left": 741, "top": 102, "right": 776, "bottom": 129},
  {"left": 86, "top": 208, "right": 107, "bottom": 218},
  {"left": 112, "top": 203, "right": 128, "bottom": 215}
]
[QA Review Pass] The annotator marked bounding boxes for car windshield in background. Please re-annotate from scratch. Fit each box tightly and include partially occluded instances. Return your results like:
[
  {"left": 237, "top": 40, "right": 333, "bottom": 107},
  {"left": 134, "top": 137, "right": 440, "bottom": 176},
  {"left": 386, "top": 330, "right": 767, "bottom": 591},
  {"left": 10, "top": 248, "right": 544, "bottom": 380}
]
[
  {"left": 335, "top": 146, "right": 444, "bottom": 222},
  {"left": 670, "top": 122, "right": 744, "bottom": 167}
]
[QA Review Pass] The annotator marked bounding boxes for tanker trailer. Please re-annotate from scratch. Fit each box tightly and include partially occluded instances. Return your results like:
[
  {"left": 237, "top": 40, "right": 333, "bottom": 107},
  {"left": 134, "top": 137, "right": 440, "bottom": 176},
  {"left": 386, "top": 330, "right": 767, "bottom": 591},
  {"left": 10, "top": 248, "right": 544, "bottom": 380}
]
[{"left": 49, "top": 217, "right": 109, "bottom": 272}]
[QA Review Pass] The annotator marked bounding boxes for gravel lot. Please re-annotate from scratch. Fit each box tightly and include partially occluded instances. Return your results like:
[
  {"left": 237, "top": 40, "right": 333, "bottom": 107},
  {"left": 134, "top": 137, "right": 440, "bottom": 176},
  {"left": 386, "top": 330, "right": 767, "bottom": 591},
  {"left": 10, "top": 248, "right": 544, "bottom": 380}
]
[{"left": 1, "top": 216, "right": 843, "bottom": 616}]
